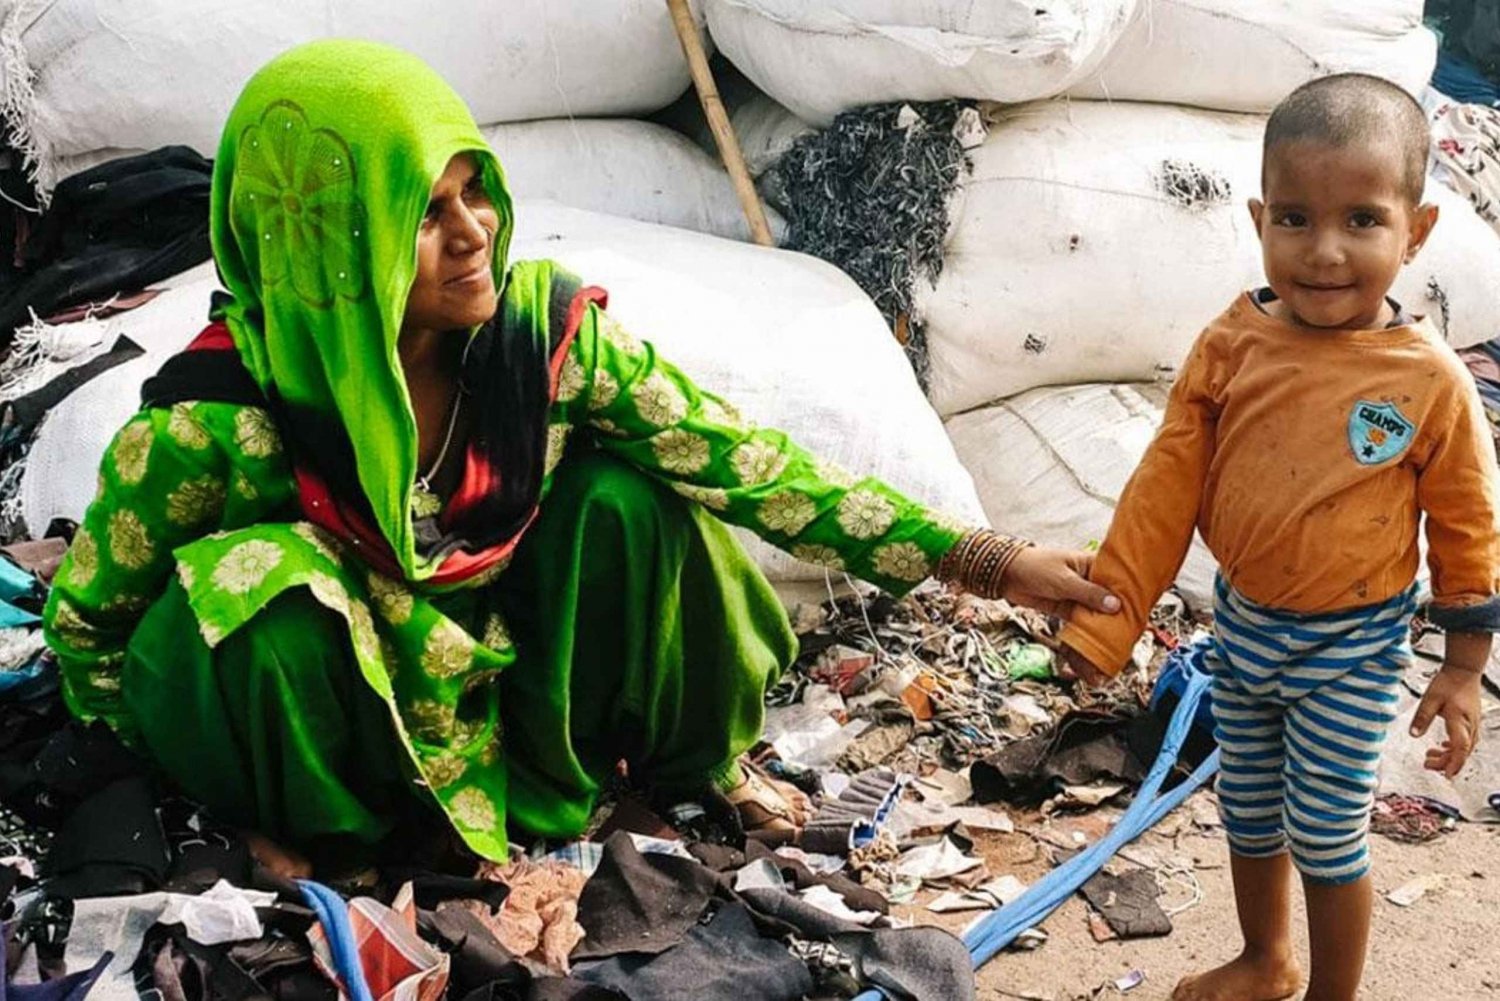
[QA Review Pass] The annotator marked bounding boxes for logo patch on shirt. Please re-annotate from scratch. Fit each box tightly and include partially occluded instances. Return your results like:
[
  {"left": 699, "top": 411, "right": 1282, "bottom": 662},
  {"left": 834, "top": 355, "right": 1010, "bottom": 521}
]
[{"left": 1348, "top": 400, "right": 1415, "bottom": 465}]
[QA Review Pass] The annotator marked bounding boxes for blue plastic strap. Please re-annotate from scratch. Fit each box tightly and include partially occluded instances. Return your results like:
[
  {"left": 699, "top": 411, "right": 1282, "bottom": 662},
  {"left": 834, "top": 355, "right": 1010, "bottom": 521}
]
[{"left": 298, "top": 879, "right": 376, "bottom": 1001}]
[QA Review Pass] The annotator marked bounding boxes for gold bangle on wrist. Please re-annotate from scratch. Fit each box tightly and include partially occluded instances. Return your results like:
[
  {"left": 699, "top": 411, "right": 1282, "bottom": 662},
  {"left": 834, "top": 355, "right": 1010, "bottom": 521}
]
[{"left": 938, "top": 530, "right": 1033, "bottom": 599}]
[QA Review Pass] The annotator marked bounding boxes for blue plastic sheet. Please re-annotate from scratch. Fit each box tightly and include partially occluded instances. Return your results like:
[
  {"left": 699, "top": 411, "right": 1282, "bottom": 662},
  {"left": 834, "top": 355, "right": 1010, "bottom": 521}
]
[
  {"left": 0, "top": 557, "right": 40, "bottom": 628},
  {"left": 0, "top": 558, "right": 36, "bottom": 604},
  {"left": 1434, "top": 50, "right": 1500, "bottom": 107}
]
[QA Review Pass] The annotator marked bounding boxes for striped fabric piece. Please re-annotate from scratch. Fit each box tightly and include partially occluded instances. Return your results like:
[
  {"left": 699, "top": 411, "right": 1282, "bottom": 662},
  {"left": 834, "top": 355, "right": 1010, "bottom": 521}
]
[{"left": 1209, "top": 576, "right": 1417, "bottom": 885}]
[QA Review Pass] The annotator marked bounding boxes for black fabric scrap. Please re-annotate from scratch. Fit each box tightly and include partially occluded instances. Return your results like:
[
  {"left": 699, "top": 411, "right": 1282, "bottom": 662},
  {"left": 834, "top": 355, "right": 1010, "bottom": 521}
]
[
  {"left": 736, "top": 888, "right": 975, "bottom": 1001},
  {"left": 45, "top": 774, "right": 167, "bottom": 899},
  {"left": 159, "top": 799, "right": 252, "bottom": 894},
  {"left": 0, "top": 721, "right": 144, "bottom": 830},
  {"left": 971, "top": 710, "right": 1147, "bottom": 806},
  {"left": 386, "top": 871, "right": 509, "bottom": 912},
  {"left": 0, "top": 146, "right": 212, "bottom": 352},
  {"left": 419, "top": 906, "right": 528, "bottom": 998},
  {"left": 1079, "top": 869, "right": 1173, "bottom": 940},
  {"left": 0, "top": 337, "right": 144, "bottom": 451},
  {"left": 572, "top": 900, "right": 814, "bottom": 1001},
  {"left": 571, "top": 831, "right": 718, "bottom": 961}
]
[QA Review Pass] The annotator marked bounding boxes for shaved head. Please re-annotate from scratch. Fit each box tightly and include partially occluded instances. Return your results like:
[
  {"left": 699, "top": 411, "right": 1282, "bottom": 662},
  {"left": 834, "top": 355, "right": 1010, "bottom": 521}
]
[{"left": 1263, "top": 73, "right": 1430, "bottom": 204}]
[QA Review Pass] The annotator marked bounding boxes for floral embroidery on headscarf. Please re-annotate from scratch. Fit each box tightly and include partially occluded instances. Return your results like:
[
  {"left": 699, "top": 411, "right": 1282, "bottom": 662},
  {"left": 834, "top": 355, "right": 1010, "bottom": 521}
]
[{"left": 233, "top": 101, "right": 369, "bottom": 308}]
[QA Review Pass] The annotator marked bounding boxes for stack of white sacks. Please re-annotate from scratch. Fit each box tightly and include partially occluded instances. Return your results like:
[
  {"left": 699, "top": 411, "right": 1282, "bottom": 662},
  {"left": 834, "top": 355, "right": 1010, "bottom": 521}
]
[
  {"left": 11, "top": 1, "right": 1500, "bottom": 606},
  {"left": 1, "top": 1, "right": 985, "bottom": 600},
  {"left": 708, "top": 0, "right": 1500, "bottom": 606},
  {"left": 0, "top": 0, "right": 775, "bottom": 240}
]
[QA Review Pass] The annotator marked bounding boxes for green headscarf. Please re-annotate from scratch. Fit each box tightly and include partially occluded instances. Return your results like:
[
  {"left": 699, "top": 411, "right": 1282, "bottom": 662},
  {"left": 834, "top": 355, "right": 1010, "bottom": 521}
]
[{"left": 210, "top": 39, "right": 514, "bottom": 580}]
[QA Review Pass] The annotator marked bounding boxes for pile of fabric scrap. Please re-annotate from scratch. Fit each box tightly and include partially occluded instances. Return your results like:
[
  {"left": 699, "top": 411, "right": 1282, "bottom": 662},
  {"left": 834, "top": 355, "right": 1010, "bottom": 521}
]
[
  {"left": 748, "top": 581, "right": 1220, "bottom": 939},
  {"left": 0, "top": 536, "right": 1226, "bottom": 1001},
  {"left": 0, "top": 539, "right": 994, "bottom": 1001}
]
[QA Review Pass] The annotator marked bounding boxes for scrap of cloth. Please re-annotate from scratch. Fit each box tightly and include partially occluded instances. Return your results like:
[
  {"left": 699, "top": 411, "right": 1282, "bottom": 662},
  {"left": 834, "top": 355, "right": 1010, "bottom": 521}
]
[
  {"left": 302, "top": 880, "right": 448, "bottom": 1001},
  {"left": 441, "top": 857, "right": 587, "bottom": 974},
  {"left": 61, "top": 881, "right": 275, "bottom": 1001},
  {"left": 1432, "top": 100, "right": 1500, "bottom": 236}
]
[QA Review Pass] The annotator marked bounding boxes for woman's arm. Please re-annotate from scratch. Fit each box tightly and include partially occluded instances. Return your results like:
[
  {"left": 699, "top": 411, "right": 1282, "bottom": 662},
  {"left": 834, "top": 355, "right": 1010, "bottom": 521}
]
[
  {"left": 44, "top": 401, "right": 292, "bottom": 733},
  {"left": 565, "top": 306, "right": 1113, "bottom": 613}
]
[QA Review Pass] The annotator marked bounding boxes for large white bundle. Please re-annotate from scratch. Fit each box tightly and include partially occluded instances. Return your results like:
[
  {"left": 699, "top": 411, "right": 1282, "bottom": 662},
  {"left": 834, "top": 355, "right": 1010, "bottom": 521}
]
[
  {"left": 922, "top": 101, "right": 1500, "bottom": 416},
  {"left": 1065, "top": 0, "right": 1436, "bottom": 112},
  {"left": 945, "top": 383, "right": 1217, "bottom": 609},
  {"left": 21, "top": 206, "right": 987, "bottom": 592},
  {"left": 481, "top": 120, "right": 782, "bottom": 243},
  {"left": 1, "top": 0, "right": 705, "bottom": 195},
  {"left": 703, "top": 0, "right": 1139, "bottom": 125}
]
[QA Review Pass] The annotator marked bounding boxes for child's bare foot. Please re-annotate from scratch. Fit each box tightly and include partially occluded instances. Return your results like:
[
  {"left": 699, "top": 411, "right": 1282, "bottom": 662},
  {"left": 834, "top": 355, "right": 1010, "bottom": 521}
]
[
  {"left": 1172, "top": 949, "right": 1303, "bottom": 1001},
  {"left": 244, "top": 830, "right": 313, "bottom": 880}
]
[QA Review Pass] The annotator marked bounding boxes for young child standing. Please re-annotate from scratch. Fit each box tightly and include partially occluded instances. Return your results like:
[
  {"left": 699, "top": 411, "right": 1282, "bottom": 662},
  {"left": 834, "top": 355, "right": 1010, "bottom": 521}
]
[{"left": 1061, "top": 74, "right": 1499, "bottom": 1001}]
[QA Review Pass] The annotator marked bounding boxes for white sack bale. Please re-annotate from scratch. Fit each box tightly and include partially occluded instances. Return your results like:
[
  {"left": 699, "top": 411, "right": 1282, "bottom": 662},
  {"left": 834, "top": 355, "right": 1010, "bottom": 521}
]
[
  {"left": 480, "top": 119, "right": 784, "bottom": 242},
  {"left": 921, "top": 100, "right": 1500, "bottom": 416},
  {"left": 21, "top": 207, "right": 987, "bottom": 592},
  {"left": 945, "top": 383, "right": 1217, "bottom": 610},
  {"left": 704, "top": 0, "right": 1139, "bottom": 125},
  {"left": 1066, "top": 0, "right": 1437, "bottom": 112},
  {"left": 2, "top": 0, "right": 706, "bottom": 196},
  {"left": 731, "top": 95, "right": 815, "bottom": 178},
  {"left": 18, "top": 267, "right": 224, "bottom": 534}
]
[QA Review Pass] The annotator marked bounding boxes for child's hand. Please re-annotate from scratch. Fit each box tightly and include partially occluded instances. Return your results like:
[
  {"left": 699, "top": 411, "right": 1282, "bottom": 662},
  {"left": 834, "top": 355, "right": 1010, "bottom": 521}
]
[
  {"left": 1410, "top": 666, "right": 1483, "bottom": 779},
  {"left": 1056, "top": 645, "right": 1112, "bottom": 688}
]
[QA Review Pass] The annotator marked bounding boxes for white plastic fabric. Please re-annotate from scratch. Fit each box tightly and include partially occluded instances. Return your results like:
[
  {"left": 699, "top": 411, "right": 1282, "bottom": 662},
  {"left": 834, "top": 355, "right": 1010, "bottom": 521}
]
[
  {"left": 945, "top": 383, "right": 1217, "bottom": 610},
  {"left": 1, "top": 0, "right": 706, "bottom": 196},
  {"left": 21, "top": 207, "right": 987, "bottom": 590},
  {"left": 921, "top": 100, "right": 1500, "bottom": 416},
  {"left": 1065, "top": 0, "right": 1437, "bottom": 112},
  {"left": 481, "top": 119, "right": 784, "bottom": 242},
  {"left": 703, "top": 0, "right": 1139, "bottom": 125},
  {"left": 730, "top": 94, "right": 814, "bottom": 178}
]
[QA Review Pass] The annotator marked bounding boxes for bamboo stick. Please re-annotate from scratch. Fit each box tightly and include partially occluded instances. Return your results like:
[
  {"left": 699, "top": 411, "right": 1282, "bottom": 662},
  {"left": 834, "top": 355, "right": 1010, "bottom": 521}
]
[{"left": 664, "top": 0, "right": 776, "bottom": 247}]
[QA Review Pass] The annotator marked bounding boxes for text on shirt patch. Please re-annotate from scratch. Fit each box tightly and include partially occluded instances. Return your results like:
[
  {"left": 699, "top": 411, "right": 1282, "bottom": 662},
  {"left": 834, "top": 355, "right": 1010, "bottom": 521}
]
[{"left": 1348, "top": 400, "right": 1415, "bottom": 466}]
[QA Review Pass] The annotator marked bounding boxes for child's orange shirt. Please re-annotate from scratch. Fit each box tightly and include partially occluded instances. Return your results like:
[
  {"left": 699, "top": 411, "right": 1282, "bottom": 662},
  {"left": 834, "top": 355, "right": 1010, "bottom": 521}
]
[{"left": 1062, "top": 292, "right": 1500, "bottom": 674}]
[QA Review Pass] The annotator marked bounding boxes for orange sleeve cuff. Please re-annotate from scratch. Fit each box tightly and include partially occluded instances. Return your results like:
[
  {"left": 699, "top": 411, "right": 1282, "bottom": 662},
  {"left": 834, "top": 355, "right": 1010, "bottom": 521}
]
[{"left": 1059, "top": 609, "right": 1142, "bottom": 678}]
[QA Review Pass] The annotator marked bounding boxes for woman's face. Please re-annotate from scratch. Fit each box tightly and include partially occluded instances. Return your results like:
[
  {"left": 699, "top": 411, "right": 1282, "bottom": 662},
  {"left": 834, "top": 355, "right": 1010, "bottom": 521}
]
[{"left": 402, "top": 153, "right": 500, "bottom": 335}]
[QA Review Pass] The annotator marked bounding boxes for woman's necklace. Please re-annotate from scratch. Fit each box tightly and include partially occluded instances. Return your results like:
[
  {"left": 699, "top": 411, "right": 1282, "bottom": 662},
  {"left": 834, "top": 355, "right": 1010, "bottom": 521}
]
[{"left": 415, "top": 387, "right": 463, "bottom": 496}]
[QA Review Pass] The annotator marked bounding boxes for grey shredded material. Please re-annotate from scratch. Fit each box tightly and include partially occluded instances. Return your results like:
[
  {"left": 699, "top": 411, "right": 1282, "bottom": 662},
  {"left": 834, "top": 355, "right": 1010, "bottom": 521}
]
[
  {"left": 1155, "top": 159, "right": 1233, "bottom": 210},
  {"left": 768, "top": 101, "right": 975, "bottom": 387}
]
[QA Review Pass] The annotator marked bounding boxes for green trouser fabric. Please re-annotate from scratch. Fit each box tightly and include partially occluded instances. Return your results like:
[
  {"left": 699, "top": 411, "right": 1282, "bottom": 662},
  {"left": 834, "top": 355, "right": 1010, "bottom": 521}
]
[{"left": 121, "top": 452, "right": 795, "bottom": 852}]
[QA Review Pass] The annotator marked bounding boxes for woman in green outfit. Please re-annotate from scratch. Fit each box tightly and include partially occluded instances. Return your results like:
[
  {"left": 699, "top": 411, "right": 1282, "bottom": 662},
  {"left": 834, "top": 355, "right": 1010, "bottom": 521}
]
[{"left": 42, "top": 41, "right": 1118, "bottom": 874}]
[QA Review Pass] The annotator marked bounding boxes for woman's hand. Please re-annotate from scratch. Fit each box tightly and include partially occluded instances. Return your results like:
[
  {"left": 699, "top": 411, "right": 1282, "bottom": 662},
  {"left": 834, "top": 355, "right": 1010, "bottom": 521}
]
[{"left": 997, "top": 546, "right": 1121, "bottom": 619}]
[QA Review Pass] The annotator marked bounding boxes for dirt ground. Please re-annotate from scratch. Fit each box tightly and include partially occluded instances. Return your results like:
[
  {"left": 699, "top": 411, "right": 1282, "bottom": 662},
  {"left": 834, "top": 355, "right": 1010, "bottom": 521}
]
[{"left": 902, "top": 796, "right": 1500, "bottom": 1001}]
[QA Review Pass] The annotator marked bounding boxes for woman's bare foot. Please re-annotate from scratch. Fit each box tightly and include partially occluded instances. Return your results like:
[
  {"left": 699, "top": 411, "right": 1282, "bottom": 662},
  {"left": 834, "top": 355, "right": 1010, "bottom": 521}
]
[
  {"left": 244, "top": 830, "right": 313, "bottom": 880},
  {"left": 723, "top": 762, "right": 811, "bottom": 846},
  {"left": 1172, "top": 949, "right": 1303, "bottom": 1001}
]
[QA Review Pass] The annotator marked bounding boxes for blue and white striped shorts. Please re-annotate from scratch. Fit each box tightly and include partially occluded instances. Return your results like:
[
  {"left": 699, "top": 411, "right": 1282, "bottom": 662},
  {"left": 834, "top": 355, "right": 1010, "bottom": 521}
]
[{"left": 1209, "top": 576, "right": 1416, "bottom": 885}]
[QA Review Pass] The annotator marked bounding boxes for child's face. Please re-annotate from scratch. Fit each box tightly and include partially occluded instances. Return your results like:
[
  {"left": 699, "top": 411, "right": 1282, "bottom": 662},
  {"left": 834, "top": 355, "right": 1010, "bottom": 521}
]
[{"left": 1249, "top": 140, "right": 1438, "bottom": 330}]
